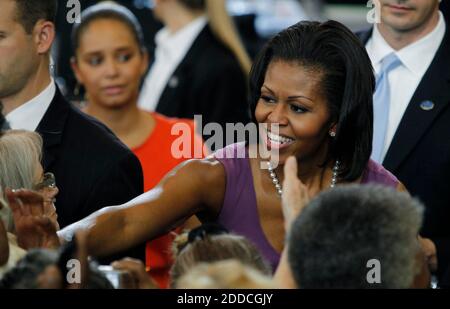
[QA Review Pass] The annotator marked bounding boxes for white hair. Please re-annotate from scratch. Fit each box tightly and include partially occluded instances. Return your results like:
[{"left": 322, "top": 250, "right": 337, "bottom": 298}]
[{"left": 0, "top": 130, "right": 43, "bottom": 232}]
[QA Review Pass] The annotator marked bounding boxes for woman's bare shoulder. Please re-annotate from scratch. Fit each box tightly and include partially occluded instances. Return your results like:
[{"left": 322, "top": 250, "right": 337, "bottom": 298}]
[
  {"left": 167, "top": 158, "right": 227, "bottom": 207},
  {"left": 172, "top": 157, "right": 226, "bottom": 182}
]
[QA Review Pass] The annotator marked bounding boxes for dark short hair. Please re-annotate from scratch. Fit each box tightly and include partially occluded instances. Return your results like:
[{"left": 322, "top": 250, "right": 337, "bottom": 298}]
[
  {"left": 178, "top": 0, "right": 206, "bottom": 10},
  {"left": 288, "top": 185, "right": 423, "bottom": 289},
  {"left": 249, "top": 21, "right": 375, "bottom": 181},
  {"left": 0, "top": 249, "right": 114, "bottom": 289},
  {"left": 71, "top": 2, "right": 145, "bottom": 54},
  {"left": 0, "top": 249, "right": 58, "bottom": 289},
  {"left": 13, "top": 0, "right": 57, "bottom": 34}
]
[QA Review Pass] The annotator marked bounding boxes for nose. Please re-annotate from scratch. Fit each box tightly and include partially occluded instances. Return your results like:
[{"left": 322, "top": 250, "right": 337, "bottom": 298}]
[
  {"left": 104, "top": 58, "right": 120, "bottom": 78},
  {"left": 267, "top": 103, "right": 289, "bottom": 126}
]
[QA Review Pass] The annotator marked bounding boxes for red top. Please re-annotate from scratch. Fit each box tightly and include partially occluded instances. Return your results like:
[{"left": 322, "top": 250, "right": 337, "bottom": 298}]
[{"left": 132, "top": 112, "right": 205, "bottom": 288}]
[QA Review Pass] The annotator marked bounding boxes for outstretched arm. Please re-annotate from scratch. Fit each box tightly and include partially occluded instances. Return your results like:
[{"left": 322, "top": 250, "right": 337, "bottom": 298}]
[{"left": 60, "top": 158, "right": 226, "bottom": 258}]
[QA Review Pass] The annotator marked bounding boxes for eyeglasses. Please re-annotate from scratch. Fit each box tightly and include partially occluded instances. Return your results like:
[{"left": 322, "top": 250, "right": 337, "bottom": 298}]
[{"left": 33, "top": 172, "right": 56, "bottom": 191}]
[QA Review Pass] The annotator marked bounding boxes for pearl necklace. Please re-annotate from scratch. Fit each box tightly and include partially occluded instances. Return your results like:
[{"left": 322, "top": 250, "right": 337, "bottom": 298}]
[{"left": 267, "top": 160, "right": 341, "bottom": 196}]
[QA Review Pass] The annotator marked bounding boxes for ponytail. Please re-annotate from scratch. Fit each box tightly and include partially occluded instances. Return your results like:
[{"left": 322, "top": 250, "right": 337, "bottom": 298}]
[{"left": 205, "top": 0, "right": 252, "bottom": 75}]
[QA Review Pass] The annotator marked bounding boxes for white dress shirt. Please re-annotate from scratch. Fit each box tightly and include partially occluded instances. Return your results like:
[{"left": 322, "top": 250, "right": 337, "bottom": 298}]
[
  {"left": 138, "top": 16, "right": 208, "bottom": 111},
  {"left": 5, "top": 79, "right": 56, "bottom": 131},
  {"left": 365, "top": 12, "right": 446, "bottom": 160}
]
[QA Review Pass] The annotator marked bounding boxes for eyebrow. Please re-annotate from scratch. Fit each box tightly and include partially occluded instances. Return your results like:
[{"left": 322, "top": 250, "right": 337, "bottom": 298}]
[
  {"left": 82, "top": 46, "right": 133, "bottom": 56},
  {"left": 261, "top": 85, "right": 314, "bottom": 102}
]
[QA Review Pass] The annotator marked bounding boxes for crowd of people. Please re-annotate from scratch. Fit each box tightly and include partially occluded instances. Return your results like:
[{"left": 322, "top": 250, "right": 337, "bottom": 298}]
[{"left": 1, "top": 0, "right": 450, "bottom": 289}]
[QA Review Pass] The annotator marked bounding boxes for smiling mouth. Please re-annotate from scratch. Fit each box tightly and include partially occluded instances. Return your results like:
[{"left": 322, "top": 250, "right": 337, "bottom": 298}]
[{"left": 265, "top": 129, "right": 295, "bottom": 150}]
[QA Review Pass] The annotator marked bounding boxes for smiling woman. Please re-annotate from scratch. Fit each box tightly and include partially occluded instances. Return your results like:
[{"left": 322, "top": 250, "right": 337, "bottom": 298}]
[{"left": 54, "top": 20, "right": 406, "bottom": 276}]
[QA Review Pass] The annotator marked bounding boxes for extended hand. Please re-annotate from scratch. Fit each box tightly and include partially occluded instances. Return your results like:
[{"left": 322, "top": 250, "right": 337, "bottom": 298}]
[
  {"left": 418, "top": 236, "right": 438, "bottom": 272},
  {"left": 281, "top": 157, "right": 310, "bottom": 232},
  {"left": 112, "top": 258, "right": 157, "bottom": 289}
]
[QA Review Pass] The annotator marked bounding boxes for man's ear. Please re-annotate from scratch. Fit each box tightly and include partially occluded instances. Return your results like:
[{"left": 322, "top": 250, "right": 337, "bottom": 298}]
[{"left": 33, "top": 20, "right": 55, "bottom": 55}]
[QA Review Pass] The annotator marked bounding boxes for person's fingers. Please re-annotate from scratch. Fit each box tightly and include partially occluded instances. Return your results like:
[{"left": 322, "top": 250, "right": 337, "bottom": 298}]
[
  {"left": 112, "top": 258, "right": 144, "bottom": 272},
  {"left": 418, "top": 237, "right": 438, "bottom": 272},
  {"left": 6, "top": 189, "right": 44, "bottom": 216},
  {"left": 284, "top": 156, "right": 298, "bottom": 181},
  {"left": 112, "top": 258, "right": 147, "bottom": 282},
  {"left": 283, "top": 158, "right": 299, "bottom": 198},
  {"left": 5, "top": 189, "right": 23, "bottom": 216},
  {"left": 21, "top": 190, "right": 44, "bottom": 216},
  {"left": 34, "top": 216, "right": 56, "bottom": 234},
  {"left": 283, "top": 157, "right": 309, "bottom": 207}
]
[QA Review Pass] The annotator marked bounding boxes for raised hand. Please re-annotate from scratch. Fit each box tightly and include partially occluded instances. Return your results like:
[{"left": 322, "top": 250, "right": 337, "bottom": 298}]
[
  {"left": 112, "top": 258, "right": 157, "bottom": 289},
  {"left": 5, "top": 189, "right": 60, "bottom": 250},
  {"left": 418, "top": 236, "right": 438, "bottom": 272},
  {"left": 281, "top": 156, "right": 310, "bottom": 233}
]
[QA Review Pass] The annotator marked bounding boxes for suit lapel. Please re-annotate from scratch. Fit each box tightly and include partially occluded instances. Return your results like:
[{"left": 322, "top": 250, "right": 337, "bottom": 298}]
[
  {"left": 358, "top": 28, "right": 373, "bottom": 45},
  {"left": 36, "top": 88, "right": 69, "bottom": 170},
  {"left": 383, "top": 28, "right": 450, "bottom": 172}
]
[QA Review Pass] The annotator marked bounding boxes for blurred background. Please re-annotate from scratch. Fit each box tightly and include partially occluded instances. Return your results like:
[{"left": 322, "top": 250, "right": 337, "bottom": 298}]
[{"left": 53, "top": 0, "right": 450, "bottom": 99}]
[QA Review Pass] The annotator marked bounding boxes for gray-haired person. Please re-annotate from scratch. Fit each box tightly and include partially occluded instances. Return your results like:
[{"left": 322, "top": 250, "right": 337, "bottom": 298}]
[{"left": 286, "top": 184, "right": 429, "bottom": 289}]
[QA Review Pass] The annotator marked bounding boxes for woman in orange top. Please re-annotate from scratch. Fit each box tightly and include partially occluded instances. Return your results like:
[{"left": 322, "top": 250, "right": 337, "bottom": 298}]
[{"left": 70, "top": 2, "right": 204, "bottom": 288}]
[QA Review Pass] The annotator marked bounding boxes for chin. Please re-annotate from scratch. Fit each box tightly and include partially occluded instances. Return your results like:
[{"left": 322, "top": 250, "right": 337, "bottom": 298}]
[
  {"left": 382, "top": 12, "right": 418, "bottom": 30},
  {"left": 100, "top": 95, "right": 129, "bottom": 108}
]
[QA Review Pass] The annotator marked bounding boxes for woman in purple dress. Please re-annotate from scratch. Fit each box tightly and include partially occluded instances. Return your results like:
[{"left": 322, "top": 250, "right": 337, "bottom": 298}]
[{"left": 13, "top": 20, "right": 405, "bottom": 271}]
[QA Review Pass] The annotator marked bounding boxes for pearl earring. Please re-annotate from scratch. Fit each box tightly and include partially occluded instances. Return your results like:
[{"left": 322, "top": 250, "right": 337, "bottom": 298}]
[{"left": 329, "top": 131, "right": 336, "bottom": 138}]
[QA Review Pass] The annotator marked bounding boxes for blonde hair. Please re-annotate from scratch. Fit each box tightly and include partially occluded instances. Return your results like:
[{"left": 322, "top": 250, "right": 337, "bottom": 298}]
[
  {"left": 205, "top": 0, "right": 252, "bottom": 75},
  {"left": 176, "top": 259, "right": 277, "bottom": 289},
  {"left": 170, "top": 231, "right": 271, "bottom": 288},
  {"left": 0, "top": 130, "right": 43, "bottom": 232}
]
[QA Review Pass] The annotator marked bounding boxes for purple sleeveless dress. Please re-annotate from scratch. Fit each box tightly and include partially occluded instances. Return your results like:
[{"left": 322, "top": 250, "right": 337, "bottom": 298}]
[{"left": 214, "top": 142, "right": 399, "bottom": 271}]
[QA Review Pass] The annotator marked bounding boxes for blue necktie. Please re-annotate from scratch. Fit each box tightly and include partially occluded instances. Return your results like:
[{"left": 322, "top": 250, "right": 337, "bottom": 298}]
[{"left": 371, "top": 53, "right": 401, "bottom": 163}]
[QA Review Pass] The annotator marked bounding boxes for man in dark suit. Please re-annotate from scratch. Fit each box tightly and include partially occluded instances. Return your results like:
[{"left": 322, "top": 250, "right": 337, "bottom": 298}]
[
  {"left": 0, "top": 0, "right": 144, "bottom": 258},
  {"left": 151, "top": 25, "right": 250, "bottom": 131},
  {"left": 358, "top": 0, "right": 450, "bottom": 284}
]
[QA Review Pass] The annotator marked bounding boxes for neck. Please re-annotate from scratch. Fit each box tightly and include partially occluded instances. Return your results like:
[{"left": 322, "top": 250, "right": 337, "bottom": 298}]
[
  {"left": 84, "top": 101, "right": 142, "bottom": 139},
  {"left": 2, "top": 60, "right": 51, "bottom": 115},
  {"left": 377, "top": 11, "right": 440, "bottom": 50},
  {"left": 274, "top": 152, "right": 335, "bottom": 192},
  {"left": 162, "top": 5, "right": 204, "bottom": 34}
]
